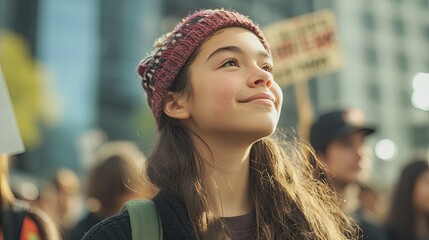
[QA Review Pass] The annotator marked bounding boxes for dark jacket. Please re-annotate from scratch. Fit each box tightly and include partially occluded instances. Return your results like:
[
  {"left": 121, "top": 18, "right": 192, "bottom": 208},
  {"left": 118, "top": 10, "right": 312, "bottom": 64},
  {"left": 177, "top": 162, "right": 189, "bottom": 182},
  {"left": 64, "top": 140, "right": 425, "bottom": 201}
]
[
  {"left": 67, "top": 212, "right": 101, "bottom": 240},
  {"left": 352, "top": 208, "right": 388, "bottom": 240},
  {"left": 82, "top": 191, "right": 195, "bottom": 240},
  {"left": 2, "top": 201, "right": 31, "bottom": 240},
  {"left": 2, "top": 200, "right": 58, "bottom": 240}
]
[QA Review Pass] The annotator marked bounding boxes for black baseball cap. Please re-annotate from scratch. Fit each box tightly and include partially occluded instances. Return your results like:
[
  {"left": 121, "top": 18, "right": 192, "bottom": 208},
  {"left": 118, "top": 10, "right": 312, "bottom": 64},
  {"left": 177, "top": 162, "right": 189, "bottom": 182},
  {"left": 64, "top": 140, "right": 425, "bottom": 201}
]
[{"left": 310, "top": 108, "right": 375, "bottom": 151}]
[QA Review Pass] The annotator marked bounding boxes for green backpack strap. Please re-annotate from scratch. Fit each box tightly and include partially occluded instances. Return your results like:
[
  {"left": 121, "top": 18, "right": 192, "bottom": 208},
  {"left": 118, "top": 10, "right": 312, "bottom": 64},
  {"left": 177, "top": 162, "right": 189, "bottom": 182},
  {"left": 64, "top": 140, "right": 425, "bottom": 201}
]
[{"left": 121, "top": 200, "right": 163, "bottom": 240}]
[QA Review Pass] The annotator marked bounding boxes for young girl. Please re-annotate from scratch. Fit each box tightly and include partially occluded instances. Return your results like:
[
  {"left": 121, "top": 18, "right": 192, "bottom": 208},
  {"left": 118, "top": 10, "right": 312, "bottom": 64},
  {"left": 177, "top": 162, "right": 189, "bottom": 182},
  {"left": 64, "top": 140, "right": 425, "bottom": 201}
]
[{"left": 83, "top": 9, "right": 357, "bottom": 240}]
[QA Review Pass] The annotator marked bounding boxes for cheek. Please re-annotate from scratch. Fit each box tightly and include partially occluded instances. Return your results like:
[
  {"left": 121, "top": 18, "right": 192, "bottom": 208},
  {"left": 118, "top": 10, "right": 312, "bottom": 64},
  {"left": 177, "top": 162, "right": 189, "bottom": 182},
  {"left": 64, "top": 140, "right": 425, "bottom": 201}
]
[
  {"left": 413, "top": 176, "right": 429, "bottom": 212},
  {"left": 334, "top": 146, "right": 355, "bottom": 162},
  {"left": 328, "top": 155, "right": 347, "bottom": 173},
  {"left": 413, "top": 189, "right": 429, "bottom": 212},
  {"left": 327, "top": 146, "right": 345, "bottom": 163},
  {"left": 325, "top": 149, "right": 345, "bottom": 170},
  {"left": 207, "top": 82, "right": 239, "bottom": 117},
  {"left": 325, "top": 146, "right": 355, "bottom": 174},
  {"left": 271, "top": 82, "right": 283, "bottom": 111}
]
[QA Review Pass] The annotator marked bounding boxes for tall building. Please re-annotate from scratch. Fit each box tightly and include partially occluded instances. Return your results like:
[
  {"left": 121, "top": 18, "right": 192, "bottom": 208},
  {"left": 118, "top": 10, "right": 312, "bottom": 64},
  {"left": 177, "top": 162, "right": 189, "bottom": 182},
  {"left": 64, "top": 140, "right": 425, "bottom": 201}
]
[
  {"left": 0, "top": 0, "right": 87, "bottom": 176},
  {"left": 314, "top": 0, "right": 429, "bottom": 185},
  {"left": 0, "top": 0, "right": 38, "bottom": 55},
  {"left": 0, "top": 0, "right": 163, "bottom": 176},
  {"left": 97, "top": 0, "right": 162, "bottom": 148},
  {"left": 34, "top": 0, "right": 99, "bottom": 175}
]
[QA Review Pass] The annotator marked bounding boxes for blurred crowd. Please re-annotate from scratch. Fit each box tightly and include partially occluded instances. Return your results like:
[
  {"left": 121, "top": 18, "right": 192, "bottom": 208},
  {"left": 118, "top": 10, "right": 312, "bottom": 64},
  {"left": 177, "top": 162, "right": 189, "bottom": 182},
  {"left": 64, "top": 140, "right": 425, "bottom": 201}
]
[
  {"left": 1, "top": 108, "right": 428, "bottom": 240},
  {"left": 1, "top": 140, "right": 158, "bottom": 240}
]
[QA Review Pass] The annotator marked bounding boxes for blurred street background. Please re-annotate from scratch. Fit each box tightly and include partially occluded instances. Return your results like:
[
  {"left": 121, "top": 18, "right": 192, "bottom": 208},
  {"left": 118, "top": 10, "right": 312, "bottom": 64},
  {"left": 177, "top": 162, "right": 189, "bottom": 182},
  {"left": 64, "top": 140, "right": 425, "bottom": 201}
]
[{"left": 0, "top": 0, "right": 428, "bottom": 235}]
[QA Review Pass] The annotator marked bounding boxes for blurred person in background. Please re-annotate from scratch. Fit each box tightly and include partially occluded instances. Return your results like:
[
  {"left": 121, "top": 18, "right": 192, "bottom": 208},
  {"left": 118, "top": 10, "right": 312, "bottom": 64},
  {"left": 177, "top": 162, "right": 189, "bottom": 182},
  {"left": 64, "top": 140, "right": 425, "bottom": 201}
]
[
  {"left": 310, "top": 108, "right": 387, "bottom": 240},
  {"left": 37, "top": 168, "right": 81, "bottom": 239},
  {"left": 356, "top": 183, "right": 383, "bottom": 223},
  {"left": 67, "top": 141, "right": 154, "bottom": 240},
  {"left": 385, "top": 159, "right": 429, "bottom": 240},
  {"left": 0, "top": 155, "right": 59, "bottom": 240}
]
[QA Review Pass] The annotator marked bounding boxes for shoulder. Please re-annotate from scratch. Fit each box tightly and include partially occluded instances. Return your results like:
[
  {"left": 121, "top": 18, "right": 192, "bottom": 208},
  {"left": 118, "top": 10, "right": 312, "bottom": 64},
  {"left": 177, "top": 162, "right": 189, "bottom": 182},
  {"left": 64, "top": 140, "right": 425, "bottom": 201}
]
[
  {"left": 68, "top": 213, "right": 101, "bottom": 240},
  {"left": 358, "top": 218, "right": 388, "bottom": 240},
  {"left": 26, "top": 205, "right": 60, "bottom": 239},
  {"left": 4, "top": 201, "right": 59, "bottom": 239},
  {"left": 82, "top": 211, "right": 132, "bottom": 240}
]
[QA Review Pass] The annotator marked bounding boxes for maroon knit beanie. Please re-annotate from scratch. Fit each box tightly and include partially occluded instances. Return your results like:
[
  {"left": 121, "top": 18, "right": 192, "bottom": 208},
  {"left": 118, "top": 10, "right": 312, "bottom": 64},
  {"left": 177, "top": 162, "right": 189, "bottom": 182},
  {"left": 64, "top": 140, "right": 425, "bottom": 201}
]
[{"left": 137, "top": 9, "right": 270, "bottom": 128}]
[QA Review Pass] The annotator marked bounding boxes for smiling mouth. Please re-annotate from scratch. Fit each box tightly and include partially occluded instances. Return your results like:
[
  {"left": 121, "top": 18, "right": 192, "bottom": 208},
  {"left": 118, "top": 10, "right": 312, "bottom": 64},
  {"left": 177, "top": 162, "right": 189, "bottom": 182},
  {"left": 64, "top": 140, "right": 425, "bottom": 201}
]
[
  {"left": 240, "top": 93, "right": 275, "bottom": 106},
  {"left": 245, "top": 99, "right": 274, "bottom": 106}
]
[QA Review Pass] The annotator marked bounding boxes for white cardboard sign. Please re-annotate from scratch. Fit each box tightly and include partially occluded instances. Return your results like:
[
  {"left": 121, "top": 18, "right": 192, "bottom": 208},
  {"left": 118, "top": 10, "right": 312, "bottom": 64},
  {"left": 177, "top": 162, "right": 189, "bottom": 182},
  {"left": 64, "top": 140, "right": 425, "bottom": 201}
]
[
  {"left": 0, "top": 65, "right": 25, "bottom": 155},
  {"left": 264, "top": 10, "right": 344, "bottom": 88}
]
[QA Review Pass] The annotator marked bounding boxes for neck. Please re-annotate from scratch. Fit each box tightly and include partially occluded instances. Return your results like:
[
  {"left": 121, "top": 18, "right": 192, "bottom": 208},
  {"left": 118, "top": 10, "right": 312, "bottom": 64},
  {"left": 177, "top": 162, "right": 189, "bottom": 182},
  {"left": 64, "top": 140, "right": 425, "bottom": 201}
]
[
  {"left": 194, "top": 135, "right": 253, "bottom": 217},
  {"left": 415, "top": 211, "right": 429, "bottom": 238},
  {"left": 331, "top": 180, "right": 349, "bottom": 210}
]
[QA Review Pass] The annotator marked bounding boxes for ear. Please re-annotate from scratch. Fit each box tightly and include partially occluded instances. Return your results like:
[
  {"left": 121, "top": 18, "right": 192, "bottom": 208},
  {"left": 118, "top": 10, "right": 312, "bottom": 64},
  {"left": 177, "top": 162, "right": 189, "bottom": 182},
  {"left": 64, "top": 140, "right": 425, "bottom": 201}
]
[{"left": 163, "top": 91, "right": 190, "bottom": 120}]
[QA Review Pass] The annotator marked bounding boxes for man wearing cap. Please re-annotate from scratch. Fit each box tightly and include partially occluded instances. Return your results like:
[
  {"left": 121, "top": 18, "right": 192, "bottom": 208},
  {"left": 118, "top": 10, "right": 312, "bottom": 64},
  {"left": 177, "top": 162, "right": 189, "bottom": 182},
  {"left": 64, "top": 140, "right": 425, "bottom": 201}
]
[{"left": 310, "top": 108, "right": 387, "bottom": 240}]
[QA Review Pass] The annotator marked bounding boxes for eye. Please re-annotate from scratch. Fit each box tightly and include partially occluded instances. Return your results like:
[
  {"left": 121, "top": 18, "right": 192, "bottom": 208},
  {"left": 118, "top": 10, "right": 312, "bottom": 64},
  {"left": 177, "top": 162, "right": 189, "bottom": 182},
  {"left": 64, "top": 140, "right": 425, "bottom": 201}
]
[
  {"left": 262, "top": 64, "right": 274, "bottom": 73},
  {"left": 221, "top": 58, "right": 239, "bottom": 68}
]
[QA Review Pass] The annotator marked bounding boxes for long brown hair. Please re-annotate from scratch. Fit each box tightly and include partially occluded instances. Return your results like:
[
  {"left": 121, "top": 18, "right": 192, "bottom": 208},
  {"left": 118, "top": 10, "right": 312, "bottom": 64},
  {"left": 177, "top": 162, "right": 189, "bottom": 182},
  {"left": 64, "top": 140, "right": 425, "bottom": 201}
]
[
  {"left": 146, "top": 30, "right": 358, "bottom": 240},
  {"left": 385, "top": 159, "right": 429, "bottom": 240}
]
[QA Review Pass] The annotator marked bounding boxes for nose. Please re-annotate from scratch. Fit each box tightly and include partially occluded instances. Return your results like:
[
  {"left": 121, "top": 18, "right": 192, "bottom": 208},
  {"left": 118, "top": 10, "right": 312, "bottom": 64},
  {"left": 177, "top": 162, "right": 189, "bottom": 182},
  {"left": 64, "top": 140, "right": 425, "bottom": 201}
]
[{"left": 248, "top": 67, "right": 272, "bottom": 88}]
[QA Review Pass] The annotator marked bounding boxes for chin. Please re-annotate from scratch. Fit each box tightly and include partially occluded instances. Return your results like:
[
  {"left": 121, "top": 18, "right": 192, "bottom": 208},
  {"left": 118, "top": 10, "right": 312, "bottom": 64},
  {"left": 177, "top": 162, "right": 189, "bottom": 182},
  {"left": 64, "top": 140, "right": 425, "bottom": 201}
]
[
  {"left": 345, "top": 177, "right": 360, "bottom": 184},
  {"left": 248, "top": 123, "right": 278, "bottom": 141}
]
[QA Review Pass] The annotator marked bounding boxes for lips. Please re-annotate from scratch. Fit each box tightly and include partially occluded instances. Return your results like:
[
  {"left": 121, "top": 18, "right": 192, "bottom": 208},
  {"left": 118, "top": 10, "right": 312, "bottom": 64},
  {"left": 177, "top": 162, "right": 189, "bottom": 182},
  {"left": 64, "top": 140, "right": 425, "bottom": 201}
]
[{"left": 241, "top": 92, "right": 275, "bottom": 104}]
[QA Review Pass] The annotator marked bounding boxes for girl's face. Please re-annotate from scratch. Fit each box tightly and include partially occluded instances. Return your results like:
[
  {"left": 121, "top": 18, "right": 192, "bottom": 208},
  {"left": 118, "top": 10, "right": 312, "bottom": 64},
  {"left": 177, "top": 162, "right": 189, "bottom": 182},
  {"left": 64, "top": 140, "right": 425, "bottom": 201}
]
[
  {"left": 184, "top": 27, "right": 283, "bottom": 141},
  {"left": 413, "top": 169, "right": 429, "bottom": 214}
]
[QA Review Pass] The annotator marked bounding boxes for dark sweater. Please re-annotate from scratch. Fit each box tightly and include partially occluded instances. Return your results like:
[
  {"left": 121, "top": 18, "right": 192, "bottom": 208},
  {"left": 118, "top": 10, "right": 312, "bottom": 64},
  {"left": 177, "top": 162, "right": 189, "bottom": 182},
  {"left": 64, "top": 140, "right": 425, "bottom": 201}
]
[
  {"left": 67, "top": 212, "right": 102, "bottom": 240},
  {"left": 351, "top": 209, "right": 388, "bottom": 240},
  {"left": 82, "top": 190, "right": 195, "bottom": 240},
  {"left": 82, "top": 190, "right": 256, "bottom": 240}
]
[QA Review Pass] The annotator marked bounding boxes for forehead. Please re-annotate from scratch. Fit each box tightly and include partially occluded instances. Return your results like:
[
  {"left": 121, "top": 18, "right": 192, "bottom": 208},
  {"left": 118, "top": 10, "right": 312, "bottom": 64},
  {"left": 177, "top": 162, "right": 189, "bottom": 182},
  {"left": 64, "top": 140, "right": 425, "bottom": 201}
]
[{"left": 195, "top": 27, "right": 269, "bottom": 58}]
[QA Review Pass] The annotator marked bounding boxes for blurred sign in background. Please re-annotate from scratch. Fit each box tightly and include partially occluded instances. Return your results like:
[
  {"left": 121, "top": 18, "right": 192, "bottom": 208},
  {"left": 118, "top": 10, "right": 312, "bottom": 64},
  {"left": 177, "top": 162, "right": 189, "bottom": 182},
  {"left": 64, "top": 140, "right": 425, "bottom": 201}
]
[
  {"left": 264, "top": 9, "right": 344, "bottom": 88},
  {"left": 0, "top": 0, "right": 428, "bottom": 193},
  {"left": 264, "top": 9, "right": 344, "bottom": 142},
  {"left": 0, "top": 66, "right": 24, "bottom": 155}
]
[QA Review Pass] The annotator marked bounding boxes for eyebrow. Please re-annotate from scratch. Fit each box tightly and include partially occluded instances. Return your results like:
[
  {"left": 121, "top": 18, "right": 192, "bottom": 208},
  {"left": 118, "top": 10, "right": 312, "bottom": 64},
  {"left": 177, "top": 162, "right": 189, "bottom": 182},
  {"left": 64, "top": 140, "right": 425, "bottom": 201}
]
[{"left": 206, "top": 45, "right": 271, "bottom": 62}]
